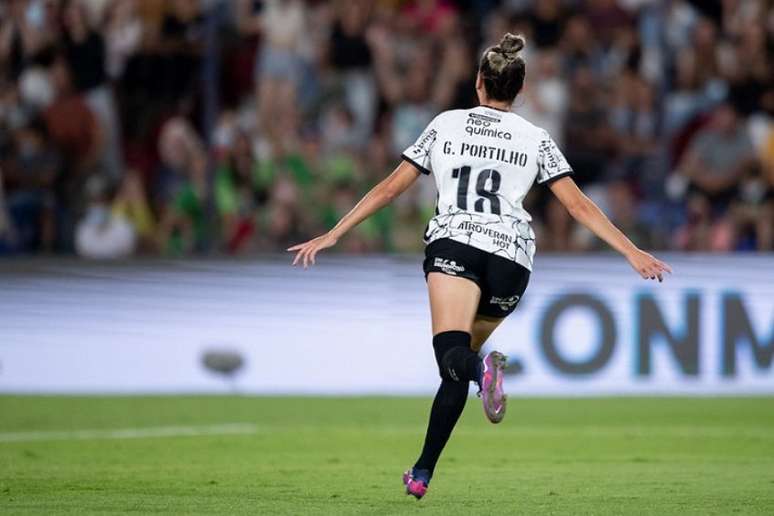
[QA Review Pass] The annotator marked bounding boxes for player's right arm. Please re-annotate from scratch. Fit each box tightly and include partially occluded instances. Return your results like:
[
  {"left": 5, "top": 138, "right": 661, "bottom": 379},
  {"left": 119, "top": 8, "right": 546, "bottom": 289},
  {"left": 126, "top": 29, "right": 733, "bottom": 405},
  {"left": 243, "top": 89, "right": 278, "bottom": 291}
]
[
  {"left": 287, "top": 160, "right": 422, "bottom": 268},
  {"left": 548, "top": 176, "right": 672, "bottom": 281}
]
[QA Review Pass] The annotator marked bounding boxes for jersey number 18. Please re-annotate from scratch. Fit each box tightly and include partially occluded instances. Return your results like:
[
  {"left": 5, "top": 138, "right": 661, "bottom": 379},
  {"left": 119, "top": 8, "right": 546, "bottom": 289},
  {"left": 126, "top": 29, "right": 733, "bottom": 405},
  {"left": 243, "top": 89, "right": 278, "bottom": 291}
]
[{"left": 451, "top": 166, "right": 501, "bottom": 215}]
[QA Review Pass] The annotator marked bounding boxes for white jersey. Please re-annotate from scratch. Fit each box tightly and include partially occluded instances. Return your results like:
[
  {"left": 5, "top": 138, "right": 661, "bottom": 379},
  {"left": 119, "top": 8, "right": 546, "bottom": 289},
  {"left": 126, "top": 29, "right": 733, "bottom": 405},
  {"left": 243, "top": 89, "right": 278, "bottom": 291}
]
[{"left": 402, "top": 105, "right": 573, "bottom": 271}]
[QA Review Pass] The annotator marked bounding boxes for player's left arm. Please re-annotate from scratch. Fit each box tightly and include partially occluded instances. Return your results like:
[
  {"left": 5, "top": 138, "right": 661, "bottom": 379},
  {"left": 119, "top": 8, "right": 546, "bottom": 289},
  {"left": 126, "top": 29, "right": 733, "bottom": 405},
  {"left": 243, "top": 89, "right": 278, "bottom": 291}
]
[
  {"left": 549, "top": 176, "right": 672, "bottom": 282},
  {"left": 288, "top": 160, "right": 423, "bottom": 268}
]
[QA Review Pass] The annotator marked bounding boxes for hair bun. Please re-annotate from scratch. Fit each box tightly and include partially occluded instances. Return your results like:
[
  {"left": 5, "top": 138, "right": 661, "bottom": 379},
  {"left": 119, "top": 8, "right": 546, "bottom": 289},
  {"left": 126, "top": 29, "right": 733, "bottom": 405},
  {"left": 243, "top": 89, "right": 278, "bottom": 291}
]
[
  {"left": 479, "top": 33, "right": 527, "bottom": 102},
  {"left": 499, "top": 33, "right": 525, "bottom": 57}
]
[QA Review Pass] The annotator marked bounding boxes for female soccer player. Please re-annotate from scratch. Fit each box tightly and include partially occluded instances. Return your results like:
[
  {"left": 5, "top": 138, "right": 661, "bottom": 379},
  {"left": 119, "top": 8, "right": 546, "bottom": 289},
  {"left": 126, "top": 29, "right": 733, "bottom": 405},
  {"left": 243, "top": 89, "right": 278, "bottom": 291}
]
[{"left": 288, "top": 33, "right": 671, "bottom": 499}]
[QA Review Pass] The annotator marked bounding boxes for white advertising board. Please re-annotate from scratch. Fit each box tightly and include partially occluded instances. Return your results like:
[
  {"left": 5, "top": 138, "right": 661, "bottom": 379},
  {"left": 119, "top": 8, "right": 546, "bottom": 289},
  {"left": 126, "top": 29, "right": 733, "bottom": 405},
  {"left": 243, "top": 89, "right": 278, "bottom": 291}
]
[{"left": 0, "top": 255, "right": 771, "bottom": 395}]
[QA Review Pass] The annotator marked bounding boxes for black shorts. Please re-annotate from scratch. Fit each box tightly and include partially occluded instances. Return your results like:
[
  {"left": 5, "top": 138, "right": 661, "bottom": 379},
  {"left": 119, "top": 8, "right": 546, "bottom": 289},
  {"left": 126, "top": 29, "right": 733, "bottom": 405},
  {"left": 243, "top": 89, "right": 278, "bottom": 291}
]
[{"left": 423, "top": 238, "right": 530, "bottom": 318}]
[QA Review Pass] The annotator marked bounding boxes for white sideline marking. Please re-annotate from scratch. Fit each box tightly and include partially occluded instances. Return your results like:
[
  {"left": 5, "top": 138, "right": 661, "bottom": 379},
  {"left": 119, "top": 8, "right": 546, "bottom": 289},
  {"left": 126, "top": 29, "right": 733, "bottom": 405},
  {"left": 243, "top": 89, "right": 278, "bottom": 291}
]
[{"left": 0, "top": 423, "right": 257, "bottom": 443}]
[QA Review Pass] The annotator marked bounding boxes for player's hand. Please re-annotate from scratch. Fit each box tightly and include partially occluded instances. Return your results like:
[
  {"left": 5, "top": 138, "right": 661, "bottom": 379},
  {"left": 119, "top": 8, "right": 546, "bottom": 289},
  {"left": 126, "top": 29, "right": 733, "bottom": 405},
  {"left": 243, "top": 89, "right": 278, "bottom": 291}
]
[
  {"left": 287, "top": 232, "right": 338, "bottom": 269},
  {"left": 626, "top": 249, "right": 672, "bottom": 282}
]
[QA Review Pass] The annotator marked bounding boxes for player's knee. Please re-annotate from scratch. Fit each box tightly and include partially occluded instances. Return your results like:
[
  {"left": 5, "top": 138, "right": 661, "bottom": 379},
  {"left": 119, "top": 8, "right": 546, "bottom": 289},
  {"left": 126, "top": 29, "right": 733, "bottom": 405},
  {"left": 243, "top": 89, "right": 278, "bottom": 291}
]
[{"left": 433, "top": 330, "right": 474, "bottom": 382}]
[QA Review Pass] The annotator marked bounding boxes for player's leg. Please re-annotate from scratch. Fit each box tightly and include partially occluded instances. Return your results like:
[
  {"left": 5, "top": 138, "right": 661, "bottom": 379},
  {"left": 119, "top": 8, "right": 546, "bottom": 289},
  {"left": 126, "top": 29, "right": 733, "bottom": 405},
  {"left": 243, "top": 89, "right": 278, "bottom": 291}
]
[
  {"left": 473, "top": 313, "right": 509, "bottom": 424},
  {"left": 474, "top": 255, "right": 531, "bottom": 424},
  {"left": 405, "top": 271, "right": 482, "bottom": 499},
  {"left": 471, "top": 314, "right": 505, "bottom": 352},
  {"left": 426, "top": 271, "right": 482, "bottom": 392}
]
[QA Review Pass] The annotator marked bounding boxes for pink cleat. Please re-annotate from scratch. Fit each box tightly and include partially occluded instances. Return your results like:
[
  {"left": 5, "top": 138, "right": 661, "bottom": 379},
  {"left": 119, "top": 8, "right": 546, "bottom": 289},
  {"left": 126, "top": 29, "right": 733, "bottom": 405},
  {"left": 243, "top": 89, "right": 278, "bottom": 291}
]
[
  {"left": 402, "top": 468, "right": 429, "bottom": 499},
  {"left": 480, "top": 351, "right": 507, "bottom": 423}
]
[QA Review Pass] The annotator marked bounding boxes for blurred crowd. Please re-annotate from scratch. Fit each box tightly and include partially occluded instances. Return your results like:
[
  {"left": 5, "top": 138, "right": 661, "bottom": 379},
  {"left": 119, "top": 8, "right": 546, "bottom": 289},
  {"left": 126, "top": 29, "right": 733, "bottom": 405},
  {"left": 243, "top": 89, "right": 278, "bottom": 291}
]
[{"left": 0, "top": 0, "right": 772, "bottom": 258}]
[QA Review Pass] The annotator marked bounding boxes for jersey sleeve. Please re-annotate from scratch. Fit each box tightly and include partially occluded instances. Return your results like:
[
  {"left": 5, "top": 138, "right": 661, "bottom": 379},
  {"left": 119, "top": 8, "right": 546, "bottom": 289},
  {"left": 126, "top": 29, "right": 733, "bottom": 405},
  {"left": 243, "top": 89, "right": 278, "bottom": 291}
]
[
  {"left": 536, "top": 130, "right": 573, "bottom": 185},
  {"left": 401, "top": 117, "right": 439, "bottom": 175}
]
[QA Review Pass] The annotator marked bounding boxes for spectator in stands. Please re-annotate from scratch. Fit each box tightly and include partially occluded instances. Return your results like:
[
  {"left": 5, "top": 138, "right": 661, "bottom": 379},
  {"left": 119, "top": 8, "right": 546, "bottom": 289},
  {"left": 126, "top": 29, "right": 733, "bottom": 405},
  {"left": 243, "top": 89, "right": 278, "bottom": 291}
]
[
  {"left": 757, "top": 131, "right": 774, "bottom": 249},
  {"left": 155, "top": 117, "right": 208, "bottom": 255},
  {"left": 104, "top": 0, "right": 143, "bottom": 81},
  {"left": 261, "top": 174, "right": 303, "bottom": 252},
  {"left": 112, "top": 168, "right": 156, "bottom": 253},
  {"left": 39, "top": 54, "right": 103, "bottom": 249},
  {"left": 526, "top": 0, "right": 565, "bottom": 49},
  {"left": 400, "top": 0, "right": 458, "bottom": 36},
  {"left": 678, "top": 103, "right": 756, "bottom": 215},
  {"left": 74, "top": 174, "right": 136, "bottom": 259},
  {"left": 674, "top": 103, "right": 758, "bottom": 250},
  {"left": 562, "top": 65, "right": 615, "bottom": 187},
  {"left": 0, "top": 0, "right": 60, "bottom": 83},
  {"left": 664, "top": 48, "right": 721, "bottom": 136},
  {"left": 609, "top": 74, "right": 661, "bottom": 191},
  {"left": 255, "top": 0, "right": 307, "bottom": 140},
  {"left": 732, "top": 125, "right": 774, "bottom": 251},
  {"left": 598, "top": 180, "right": 654, "bottom": 250},
  {"left": 724, "top": 22, "right": 773, "bottom": 117},
  {"left": 372, "top": 37, "right": 435, "bottom": 156},
  {"left": 43, "top": 55, "right": 101, "bottom": 173},
  {"left": 2, "top": 116, "right": 59, "bottom": 252},
  {"left": 672, "top": 191, "right": 734, "bottom": 251},
  {"left": 328, "top": 1, "right": 377, "bottom": 147},
  {"left": 689, "top": 17, "right": 723, "bottom": 88},
  {"left": 560, "top": 14, "right": 602, "bottom": 76},
  {"left": 0, "top": 166, "right": 12, "bottom": 253},
  {"left": 517, "top": 49, "right": 566, "bottom": 145},
  {"left": 214, "top": 125, "right": 264, "bottom": 254},
  {"left": 62, "top": 0, "right": 124, "bottom": 180},
  {"left": 156, "top": 0, "right": 204, "bottom": 104},
  {"left": 0, "top": 0, "right": 771, "bottom": 257}
]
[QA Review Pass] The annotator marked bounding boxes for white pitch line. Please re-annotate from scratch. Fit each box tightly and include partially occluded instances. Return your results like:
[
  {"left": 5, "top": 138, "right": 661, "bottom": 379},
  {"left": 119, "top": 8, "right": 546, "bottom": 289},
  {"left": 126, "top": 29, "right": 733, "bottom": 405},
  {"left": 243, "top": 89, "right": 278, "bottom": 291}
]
[{"left": 0, "top": 423, "right": 258, "bottom": 443}]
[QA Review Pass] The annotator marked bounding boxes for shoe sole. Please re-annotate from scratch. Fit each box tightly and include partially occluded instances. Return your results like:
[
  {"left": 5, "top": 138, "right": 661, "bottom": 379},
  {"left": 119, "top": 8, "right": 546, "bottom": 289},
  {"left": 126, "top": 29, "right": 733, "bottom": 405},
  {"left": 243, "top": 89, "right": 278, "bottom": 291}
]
[{"left": 483, "top": 351, "right": 507, "bottom": 424}]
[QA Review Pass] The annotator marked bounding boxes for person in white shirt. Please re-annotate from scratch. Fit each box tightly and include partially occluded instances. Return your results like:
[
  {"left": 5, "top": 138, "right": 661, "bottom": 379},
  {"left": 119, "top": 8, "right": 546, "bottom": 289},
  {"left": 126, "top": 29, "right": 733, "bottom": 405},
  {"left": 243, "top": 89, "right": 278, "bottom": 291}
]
[{"left": 289, "top": 33, "right": 671, "bottom": 500}]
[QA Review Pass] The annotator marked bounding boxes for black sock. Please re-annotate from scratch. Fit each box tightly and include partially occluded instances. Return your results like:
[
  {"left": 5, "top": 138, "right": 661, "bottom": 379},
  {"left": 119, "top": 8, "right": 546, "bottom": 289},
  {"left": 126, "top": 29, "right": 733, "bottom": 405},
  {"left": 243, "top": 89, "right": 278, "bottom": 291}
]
[
  {"left": 414, "top": 378, "right": 469, "bottom": 477},
  {"left": 414, "top": 331, "right": 479, "bottom": 478},
  {"left": 441, "top": 346, "right": 483, "bottom": 386},
  {"left": 433, "top": 331, "right": 481, "bottom": 383}
]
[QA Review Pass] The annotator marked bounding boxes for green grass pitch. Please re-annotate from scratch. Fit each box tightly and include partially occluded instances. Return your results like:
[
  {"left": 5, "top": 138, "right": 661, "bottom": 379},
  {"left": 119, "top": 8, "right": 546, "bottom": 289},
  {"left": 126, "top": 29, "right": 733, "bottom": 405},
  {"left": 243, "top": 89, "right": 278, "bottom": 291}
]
[{"left": 1, "top": 396, "right": 773, "bottom": 515}]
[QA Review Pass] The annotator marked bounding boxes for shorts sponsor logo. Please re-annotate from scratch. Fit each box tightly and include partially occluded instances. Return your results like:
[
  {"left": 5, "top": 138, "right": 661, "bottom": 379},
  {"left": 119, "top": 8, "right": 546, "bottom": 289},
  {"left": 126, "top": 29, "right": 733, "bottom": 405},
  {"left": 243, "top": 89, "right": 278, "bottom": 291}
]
[
  {"left": 491, "top": 295, "right": 520, "bottom": 311},
  {"left": 433, "top": 258, "right": 465, "bottom": 275}
]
